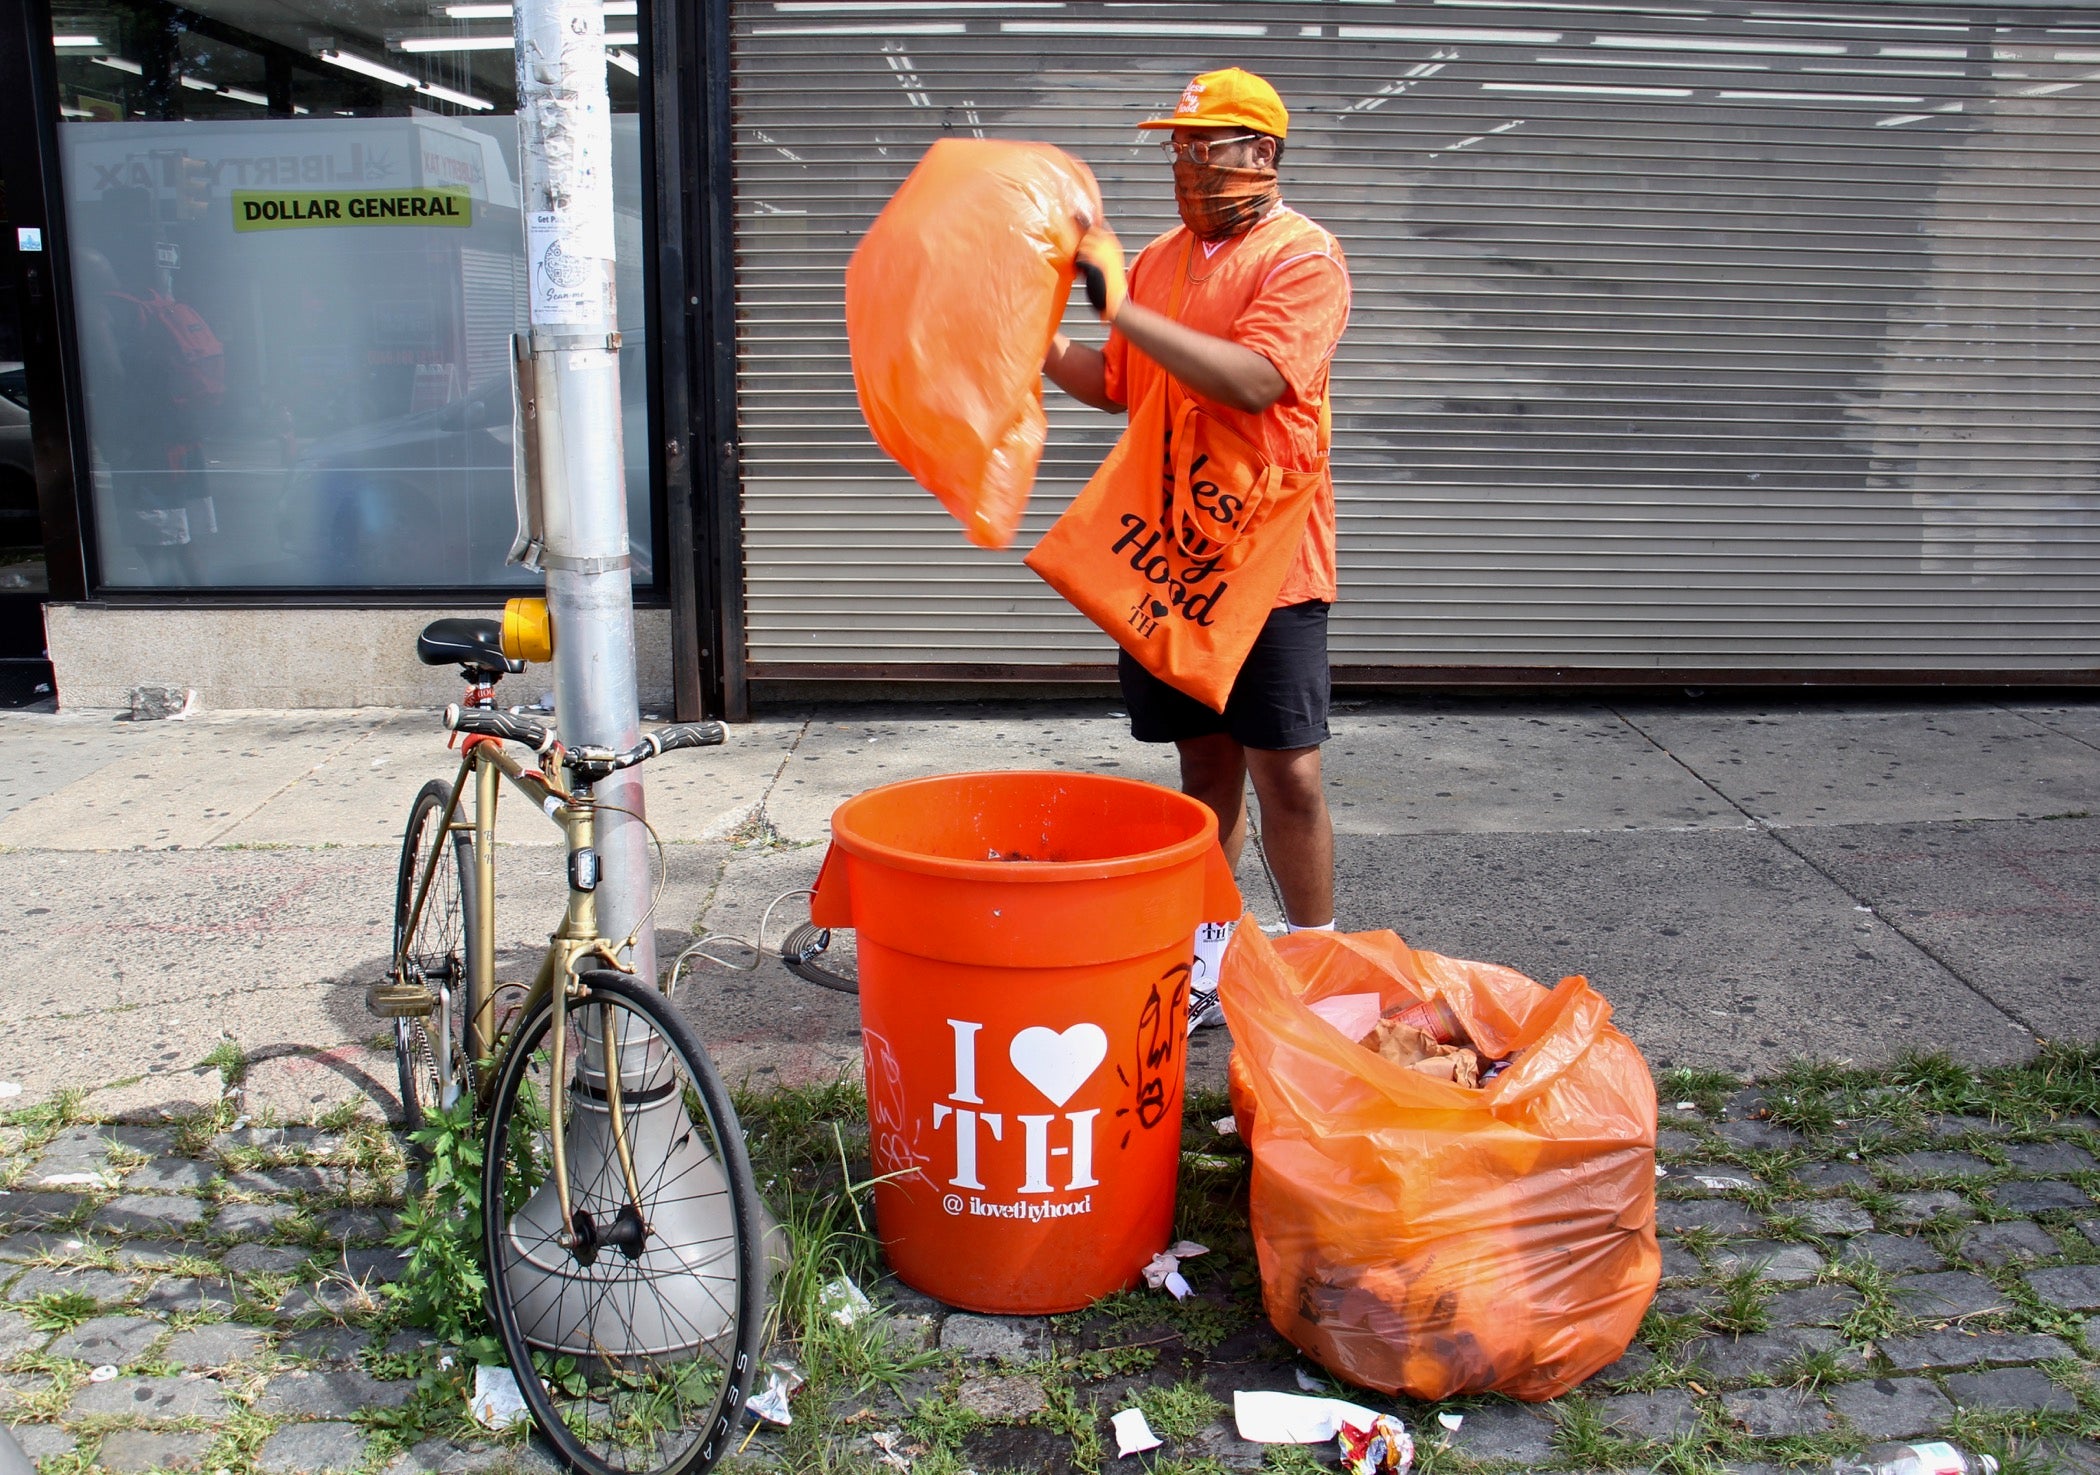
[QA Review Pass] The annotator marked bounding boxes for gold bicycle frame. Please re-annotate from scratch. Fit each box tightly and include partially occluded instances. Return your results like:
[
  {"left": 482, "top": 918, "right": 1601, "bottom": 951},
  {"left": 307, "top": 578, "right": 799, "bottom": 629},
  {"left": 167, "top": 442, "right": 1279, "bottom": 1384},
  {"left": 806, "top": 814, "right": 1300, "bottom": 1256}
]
[{"left": 394, "top": 736, "right": 645, "bottom": 1244}]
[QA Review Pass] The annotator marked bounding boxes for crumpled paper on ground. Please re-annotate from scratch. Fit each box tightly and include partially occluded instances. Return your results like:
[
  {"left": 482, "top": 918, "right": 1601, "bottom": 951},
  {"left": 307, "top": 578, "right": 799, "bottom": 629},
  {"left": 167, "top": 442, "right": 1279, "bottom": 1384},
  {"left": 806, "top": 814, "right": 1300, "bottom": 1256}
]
[
  {"left": 470, "top": 1364, "right": 529, "bottom": 1430},
  {"left": 1141, "top": 1240, "right": 1208, "bottom": 1299},
  {"left": 745, "top": 1360, "right": 806, "bottom": 1426},
  {"left": 1111, "top": 1408, "right": 1162, "bottom": 1457},
  {"left": 1337, "top": 1414, "right": 1414, "bottom": 1475},
  {"left": 1233, "top": 1390, "right": 1385, "bottom": 1444}
]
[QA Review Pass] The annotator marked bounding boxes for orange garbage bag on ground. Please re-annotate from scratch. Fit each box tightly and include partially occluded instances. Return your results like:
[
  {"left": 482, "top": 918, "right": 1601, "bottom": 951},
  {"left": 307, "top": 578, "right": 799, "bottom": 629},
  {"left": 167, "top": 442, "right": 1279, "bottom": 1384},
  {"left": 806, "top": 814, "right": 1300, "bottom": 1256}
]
[
  {"left": 846, "top": 139, "right": 1102, "bottom": 550},
  {"left": 1224, "top": 924, "right": 1659, "bottom": 1402}
]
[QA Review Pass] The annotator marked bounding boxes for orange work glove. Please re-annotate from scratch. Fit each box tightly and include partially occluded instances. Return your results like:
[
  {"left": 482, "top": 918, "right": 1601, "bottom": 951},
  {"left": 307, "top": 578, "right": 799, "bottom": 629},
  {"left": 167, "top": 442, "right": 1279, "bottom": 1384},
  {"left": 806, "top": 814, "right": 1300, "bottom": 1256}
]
[{"left": 1074, "top": 222, "right": 1128, "bottom": 323}]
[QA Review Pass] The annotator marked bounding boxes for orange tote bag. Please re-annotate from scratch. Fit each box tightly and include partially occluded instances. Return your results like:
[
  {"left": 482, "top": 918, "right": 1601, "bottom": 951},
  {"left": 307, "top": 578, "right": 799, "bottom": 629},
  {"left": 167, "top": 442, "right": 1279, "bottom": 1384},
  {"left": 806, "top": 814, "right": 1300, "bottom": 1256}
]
[{"left": 1026, "top": 385, "right": 1321, "bottom": 711}]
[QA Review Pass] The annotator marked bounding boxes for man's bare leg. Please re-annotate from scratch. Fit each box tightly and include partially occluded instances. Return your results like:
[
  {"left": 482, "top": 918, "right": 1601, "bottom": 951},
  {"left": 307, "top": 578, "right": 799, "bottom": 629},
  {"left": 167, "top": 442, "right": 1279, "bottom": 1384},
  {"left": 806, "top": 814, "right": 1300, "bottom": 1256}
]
[
  {"left": 1176, "top": 732, "right": 1251, "bottom": 865},
  {"left": 1245, "top": 744, "right": 1334, "bottom": 927}
]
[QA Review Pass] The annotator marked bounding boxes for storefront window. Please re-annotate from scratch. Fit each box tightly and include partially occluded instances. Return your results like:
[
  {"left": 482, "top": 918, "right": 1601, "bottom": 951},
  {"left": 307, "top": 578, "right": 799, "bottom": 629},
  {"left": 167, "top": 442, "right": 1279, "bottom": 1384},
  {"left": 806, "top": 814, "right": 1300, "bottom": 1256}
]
[{"left": 50, "top": 0, "right": 653, "bottom": 589}]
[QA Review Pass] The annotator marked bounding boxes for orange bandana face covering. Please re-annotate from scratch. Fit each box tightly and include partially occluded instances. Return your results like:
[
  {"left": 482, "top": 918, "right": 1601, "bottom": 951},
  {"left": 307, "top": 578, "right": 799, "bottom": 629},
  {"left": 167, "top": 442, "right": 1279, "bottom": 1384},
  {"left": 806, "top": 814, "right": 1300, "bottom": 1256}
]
[{"left": 1173, "top": 159, "right": 1280, "bottom": 242}]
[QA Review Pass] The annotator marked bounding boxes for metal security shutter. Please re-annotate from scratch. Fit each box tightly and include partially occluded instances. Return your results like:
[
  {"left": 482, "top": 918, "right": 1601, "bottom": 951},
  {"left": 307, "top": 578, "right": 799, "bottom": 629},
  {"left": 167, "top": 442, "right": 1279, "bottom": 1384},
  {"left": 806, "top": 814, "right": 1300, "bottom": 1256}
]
[{"left": 728, "top": 1, "right": 2100, "bottom": 682}]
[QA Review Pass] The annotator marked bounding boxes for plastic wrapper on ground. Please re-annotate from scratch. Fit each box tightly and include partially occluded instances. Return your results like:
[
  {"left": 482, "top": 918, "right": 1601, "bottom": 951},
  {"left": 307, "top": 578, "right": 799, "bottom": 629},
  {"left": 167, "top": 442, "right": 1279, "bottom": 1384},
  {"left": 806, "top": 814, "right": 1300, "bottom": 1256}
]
[
  {"left": 1224, "top": 925, "right": 1660, "bottom": 1402},
  {"left": 844, "top": 138, "right": 1102, "bottom": 550}
]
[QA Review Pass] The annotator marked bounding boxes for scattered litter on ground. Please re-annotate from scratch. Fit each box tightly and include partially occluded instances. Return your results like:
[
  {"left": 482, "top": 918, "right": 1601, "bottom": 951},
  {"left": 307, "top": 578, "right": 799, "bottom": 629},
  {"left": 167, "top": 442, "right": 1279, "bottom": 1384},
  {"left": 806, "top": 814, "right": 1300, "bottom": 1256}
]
[
  {"left": 1141, "top": 1240, "right": 1208, "bottom": 1299},
  {"left": 1436, "top": 1412, "right": 1463, "bottom": 1432},
  {"left": 820, "top": 1275, "right": 873, "bottom": 1326},
  {"left": 1233, "top": 1390, "right": 1385, "bottom": 1444},
  {"left": 746, "top": 1360, "right": 805, "bottom": 1425},
  {"left": 1212, "top": 1115, "right": 1237, "bottom": 1136},
  {"left": 1111, "top": 1408, "right": 1162, "bottom": 1458},
  {"left": 1695, "top": 1172, "right": 1756, "bottom": 1191},
  {"left": 469, "top": 1364, "right": 528, "bottom": 1429},
  {"left": 0, "top": 1082, "right": 19, "bottom": 1099},
  {"left": 88, "top": 1366, "right": 117, "bottom": 1383},
  {"left": 870, "top": 1430, "right": 911, "bottom": 1471},
  {"left": 1294, "top": 1367, "right": 1325, "bottom": 1393},
  {"left": 1338, "top": 1414, "right": 1413, "bottom": 1475}
]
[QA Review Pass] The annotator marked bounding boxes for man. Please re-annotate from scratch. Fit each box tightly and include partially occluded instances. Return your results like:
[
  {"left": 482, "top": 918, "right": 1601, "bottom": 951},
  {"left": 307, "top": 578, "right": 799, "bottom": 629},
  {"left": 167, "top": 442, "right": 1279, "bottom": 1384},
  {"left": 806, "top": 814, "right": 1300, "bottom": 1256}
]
[{"left": 1041, "top": 68, "right": 1351, "bottom": 1028}]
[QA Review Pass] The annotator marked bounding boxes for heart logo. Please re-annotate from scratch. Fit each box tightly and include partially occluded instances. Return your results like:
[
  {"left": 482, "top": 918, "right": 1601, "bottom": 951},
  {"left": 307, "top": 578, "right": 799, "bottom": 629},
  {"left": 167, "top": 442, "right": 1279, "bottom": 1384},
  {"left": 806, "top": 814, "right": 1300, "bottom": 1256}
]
[
  {"left": 1008, "top": 1024, "right": 1108, "bottom": 1107},
  {"left": 1149, "top": 601, "right": 1169, "bottom": 619}
]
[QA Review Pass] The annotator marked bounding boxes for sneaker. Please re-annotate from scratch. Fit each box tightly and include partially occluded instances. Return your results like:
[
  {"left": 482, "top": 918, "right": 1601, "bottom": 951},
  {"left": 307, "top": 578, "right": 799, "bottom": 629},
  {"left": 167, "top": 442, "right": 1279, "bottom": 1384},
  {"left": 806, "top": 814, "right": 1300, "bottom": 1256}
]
[{"left": 1187, "top": 985, "right": 1226, "bottom": 1033}]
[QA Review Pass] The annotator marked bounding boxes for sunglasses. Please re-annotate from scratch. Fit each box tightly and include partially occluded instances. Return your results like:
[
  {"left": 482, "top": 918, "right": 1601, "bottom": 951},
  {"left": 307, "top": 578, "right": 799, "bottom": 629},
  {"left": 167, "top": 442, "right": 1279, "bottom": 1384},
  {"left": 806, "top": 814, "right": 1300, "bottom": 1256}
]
[{"left": 1157, "top": 133, "right": 1262, "bottom": 165}]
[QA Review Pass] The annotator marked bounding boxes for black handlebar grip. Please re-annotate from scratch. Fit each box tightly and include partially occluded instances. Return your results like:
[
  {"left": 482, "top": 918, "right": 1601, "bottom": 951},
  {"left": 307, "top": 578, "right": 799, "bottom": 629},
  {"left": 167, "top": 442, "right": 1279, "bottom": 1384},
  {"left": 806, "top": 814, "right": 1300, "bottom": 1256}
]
[
  {"left": 649, "top": 722, "right": 727, "bottom": 754},
  {"left": 444, "top": 704, "right": 555, "bottom": 753}
]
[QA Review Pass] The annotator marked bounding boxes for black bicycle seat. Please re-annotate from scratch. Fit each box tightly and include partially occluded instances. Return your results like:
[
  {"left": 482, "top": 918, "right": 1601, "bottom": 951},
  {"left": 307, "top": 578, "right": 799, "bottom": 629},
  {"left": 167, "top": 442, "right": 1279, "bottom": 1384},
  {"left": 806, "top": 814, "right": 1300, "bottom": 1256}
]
[{"left": 416, "top": 617, "right": 518, "bottom": 676}]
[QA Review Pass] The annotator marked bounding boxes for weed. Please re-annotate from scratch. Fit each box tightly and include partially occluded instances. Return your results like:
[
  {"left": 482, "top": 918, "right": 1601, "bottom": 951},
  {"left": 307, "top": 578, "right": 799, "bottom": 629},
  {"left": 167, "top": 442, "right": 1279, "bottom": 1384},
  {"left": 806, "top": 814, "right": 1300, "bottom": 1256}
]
[
  {"left": 1550, "top": 1394, "right": 1644, "bottom": 1470},
  {"left": 1038, "top": 1379, "right": 1106, "bottom": 1474},
  {"left": 203, "top": 1038, "right": 248, "bottom": 1087},
  {"left": 1780, "top": 1343, "right": 1850, "bottom": 1392},
  {"left": 904, "top": 1381, "right": 981, "bottom": 1450},
  {"left": 1131, "top": 1378, "right": 1225, "bottom": 1443},
  {"left": 23, "top": 1289, "right": 99, "bottom": 1333},
  {"left": 1830, "top": 1258, "right": 1909, "bottom": 1343},
  {"left": 1658, "top": 1068, "right": 1739, "bottom": 1118},
  {"left": 1069, "top": 1342, "right": 1163, "bottom": 1381},
  {"left": 1669, "top": 1225, "right": 1725, "bottom": 1259},
  {"left": 383, "top": 1094, "right": 498, "bottom": 1364},
  {"left": 1763, "top": 1089, "right": 1840, "bottom": 1137},
  {"left": 1261, "top": 1446, "right": 1335, "bottom": 1475},
  {"left": 1706, "top": 1266, "right": 1773, "bottom": 1335},
  {"left": 1650, "top": 1423, "right": 1727, "bottom": 1475}
]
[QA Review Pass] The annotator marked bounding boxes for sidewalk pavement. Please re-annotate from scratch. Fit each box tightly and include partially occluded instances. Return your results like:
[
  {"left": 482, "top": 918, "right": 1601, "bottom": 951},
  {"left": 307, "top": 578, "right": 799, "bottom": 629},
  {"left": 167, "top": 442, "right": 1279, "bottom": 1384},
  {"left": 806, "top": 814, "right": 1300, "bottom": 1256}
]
[
  {"left": 0, "top": 689, "right": 2096, "bottom": 1475},
  {"left": 0, "top": 691, "right": 2093, "bottom": 1119}
]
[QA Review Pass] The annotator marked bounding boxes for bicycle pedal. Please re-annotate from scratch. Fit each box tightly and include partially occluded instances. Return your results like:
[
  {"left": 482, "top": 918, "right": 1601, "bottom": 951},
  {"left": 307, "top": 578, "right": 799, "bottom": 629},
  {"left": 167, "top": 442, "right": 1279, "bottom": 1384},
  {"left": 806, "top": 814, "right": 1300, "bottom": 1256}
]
[{"left": 367, "top": 980, "right": 436, "bottom": 1019}]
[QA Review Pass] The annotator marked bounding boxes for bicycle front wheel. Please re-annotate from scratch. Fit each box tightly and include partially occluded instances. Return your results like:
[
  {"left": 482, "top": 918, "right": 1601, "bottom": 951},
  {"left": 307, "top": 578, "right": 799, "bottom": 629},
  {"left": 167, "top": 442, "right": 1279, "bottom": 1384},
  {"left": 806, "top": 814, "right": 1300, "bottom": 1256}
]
[
  {"left": 482, "top": 970, "right": 764, "bottom": 1475},
  {"left": 394, "top": 779, "right": 478, "bottom": 1132}
]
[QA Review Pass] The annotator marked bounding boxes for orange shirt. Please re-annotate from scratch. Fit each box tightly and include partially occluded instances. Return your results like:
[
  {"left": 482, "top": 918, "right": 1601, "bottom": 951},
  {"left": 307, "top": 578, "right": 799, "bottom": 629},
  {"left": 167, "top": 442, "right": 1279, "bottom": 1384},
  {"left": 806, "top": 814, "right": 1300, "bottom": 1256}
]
[{"left": 1102, "top": 204, "right": 1351, "bottom": 606}]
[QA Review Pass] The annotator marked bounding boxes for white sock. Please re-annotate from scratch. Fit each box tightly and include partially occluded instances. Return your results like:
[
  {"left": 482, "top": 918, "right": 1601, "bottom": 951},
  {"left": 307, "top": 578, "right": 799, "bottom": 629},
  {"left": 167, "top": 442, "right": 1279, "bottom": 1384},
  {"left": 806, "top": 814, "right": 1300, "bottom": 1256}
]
[
  {"left": 1191, "top": 919, "right": 1237, "bottom": 988},
  {"left": 1287, "top": 919, "right": 1336, "bottom": 933}
]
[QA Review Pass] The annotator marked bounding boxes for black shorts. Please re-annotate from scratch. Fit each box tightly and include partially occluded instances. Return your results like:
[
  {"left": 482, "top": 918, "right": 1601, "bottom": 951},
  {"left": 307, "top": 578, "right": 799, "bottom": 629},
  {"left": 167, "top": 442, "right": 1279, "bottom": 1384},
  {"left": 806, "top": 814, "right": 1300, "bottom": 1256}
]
[{"left": 1119, "top": 601, "right": 1331, "bottom": 751}]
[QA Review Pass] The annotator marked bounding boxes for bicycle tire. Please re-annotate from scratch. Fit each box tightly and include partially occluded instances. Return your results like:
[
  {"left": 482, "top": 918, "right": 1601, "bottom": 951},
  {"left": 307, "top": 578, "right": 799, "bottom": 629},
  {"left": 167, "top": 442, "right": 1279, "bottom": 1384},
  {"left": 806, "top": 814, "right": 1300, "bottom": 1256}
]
[
  {"left": 393, "top": 779, "right": 479, "bottom": 1133},
  {"left": 482, "top": 970, "right": 764, "bottom": 1475}
]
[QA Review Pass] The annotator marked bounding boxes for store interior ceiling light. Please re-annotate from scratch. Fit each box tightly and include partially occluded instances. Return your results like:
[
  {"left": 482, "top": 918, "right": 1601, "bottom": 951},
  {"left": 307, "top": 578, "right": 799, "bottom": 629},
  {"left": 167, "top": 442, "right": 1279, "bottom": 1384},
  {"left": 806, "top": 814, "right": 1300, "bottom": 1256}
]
[
  {"left": 318, "top": 47, "right": 420, "bottom": 88},
  {"left": 606, "top": 48, "right": 638, "bottom": 73},
  {"left": 92, "top": 54, "right": 143, "bottom": 72},
  {"left": 398, "top": 34, "right": 515, "bottom": 50},
  {"left": 775, "top": 1, "right": 1063, "bottom": 8},
  {"left": 221, "top": 85, "right": 269, "bottom": 105},
  {"left": 439, "top": 0, "right": 635, "bottom": 15},
  {"left": 53, "top": 34, "right": 104, "bottom": 47},
  {"left": 418, "top": 26, "right": 637, "bottom": 41},
  {"left": 415, "top": 80, "right": 493, "bottom": 109}
]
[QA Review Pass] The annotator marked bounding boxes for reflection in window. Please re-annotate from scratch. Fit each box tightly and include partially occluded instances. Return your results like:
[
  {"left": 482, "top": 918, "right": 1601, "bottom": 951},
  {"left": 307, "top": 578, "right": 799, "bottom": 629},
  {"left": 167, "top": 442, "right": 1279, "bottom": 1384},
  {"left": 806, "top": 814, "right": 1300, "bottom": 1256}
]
[{"left": 52, "top": 0, "right": 652, "bottom": 589}]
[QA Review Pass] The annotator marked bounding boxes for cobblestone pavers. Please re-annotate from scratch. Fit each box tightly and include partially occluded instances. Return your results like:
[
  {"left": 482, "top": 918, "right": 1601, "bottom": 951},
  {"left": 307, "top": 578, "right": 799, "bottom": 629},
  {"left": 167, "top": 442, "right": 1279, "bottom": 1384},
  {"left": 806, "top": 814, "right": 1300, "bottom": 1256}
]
[{"left": 0, "top": 1067, "right": 2096, "bottom": 1475}]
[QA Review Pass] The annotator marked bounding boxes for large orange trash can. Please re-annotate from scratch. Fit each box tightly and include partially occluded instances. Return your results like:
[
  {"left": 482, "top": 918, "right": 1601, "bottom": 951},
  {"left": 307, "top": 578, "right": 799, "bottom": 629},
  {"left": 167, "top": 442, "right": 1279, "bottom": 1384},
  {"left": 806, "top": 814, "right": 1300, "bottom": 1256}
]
[{"left": 810, "top": 771, "right": 1241, "bottom": 1314}]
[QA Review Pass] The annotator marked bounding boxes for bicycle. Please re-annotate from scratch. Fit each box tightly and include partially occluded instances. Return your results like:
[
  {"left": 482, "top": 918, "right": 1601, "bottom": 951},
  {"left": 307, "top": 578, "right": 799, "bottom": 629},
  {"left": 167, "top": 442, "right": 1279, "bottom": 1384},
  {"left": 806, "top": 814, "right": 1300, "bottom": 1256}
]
[{"left": 368, "top": 612, "right": 765, "bottom": 1475}]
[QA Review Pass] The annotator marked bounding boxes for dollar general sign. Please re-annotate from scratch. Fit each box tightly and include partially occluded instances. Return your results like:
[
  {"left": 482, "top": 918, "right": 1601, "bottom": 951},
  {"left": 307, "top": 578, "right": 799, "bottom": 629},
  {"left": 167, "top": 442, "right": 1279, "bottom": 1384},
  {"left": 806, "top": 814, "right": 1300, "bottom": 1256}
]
[{"left": 231, "top": 188, "right": 472, "bottom": 232}]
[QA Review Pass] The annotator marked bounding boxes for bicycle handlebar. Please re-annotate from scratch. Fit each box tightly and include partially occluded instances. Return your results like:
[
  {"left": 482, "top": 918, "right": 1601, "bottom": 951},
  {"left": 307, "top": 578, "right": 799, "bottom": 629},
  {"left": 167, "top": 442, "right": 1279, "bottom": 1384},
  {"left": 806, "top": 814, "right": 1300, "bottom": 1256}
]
[
  {"left": 445, "top": 704, "right": 557, "bottom": 753},
  {"left": 443, "top": 707, "right": 726, "bottom": 775}
]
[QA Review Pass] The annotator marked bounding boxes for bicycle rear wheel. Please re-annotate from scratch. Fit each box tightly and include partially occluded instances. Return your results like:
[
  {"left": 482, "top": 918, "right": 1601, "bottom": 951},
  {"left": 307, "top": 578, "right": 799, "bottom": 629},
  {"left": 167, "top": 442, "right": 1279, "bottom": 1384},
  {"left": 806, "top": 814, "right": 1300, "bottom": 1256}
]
[
  {"left": 393, "top": 779, "right": 478, "bottom": 1132},
  {"left": 482, "top": 970, "right": 764, "bottom": 1475}
]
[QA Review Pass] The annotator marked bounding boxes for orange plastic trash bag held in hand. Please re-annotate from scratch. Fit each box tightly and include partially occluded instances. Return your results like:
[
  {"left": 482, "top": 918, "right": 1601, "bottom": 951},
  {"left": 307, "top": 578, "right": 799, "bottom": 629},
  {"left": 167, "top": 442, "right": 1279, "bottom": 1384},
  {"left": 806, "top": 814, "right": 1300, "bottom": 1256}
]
[
  {"left": 1224, "top": 925, "right": 1660, "bottom": 1402},
  {"left": 845, "top": 139, "right": 1103, "bottom": 550}
]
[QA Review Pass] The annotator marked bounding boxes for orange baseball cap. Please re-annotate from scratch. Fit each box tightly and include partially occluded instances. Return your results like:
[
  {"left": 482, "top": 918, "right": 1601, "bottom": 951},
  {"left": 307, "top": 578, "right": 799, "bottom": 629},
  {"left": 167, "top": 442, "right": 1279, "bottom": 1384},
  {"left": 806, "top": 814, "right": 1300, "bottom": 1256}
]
[{"left": 1136, "top": 67, "right": 1289, "bottom": 138}]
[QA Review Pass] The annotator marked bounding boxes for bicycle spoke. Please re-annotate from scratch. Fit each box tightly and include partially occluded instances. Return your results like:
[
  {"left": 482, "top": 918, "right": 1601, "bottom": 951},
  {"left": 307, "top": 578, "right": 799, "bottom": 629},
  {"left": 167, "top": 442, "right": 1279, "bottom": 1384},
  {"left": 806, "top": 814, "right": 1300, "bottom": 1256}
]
[{"left": 484, "top": 974, "right": 761, "bottom": 1475}]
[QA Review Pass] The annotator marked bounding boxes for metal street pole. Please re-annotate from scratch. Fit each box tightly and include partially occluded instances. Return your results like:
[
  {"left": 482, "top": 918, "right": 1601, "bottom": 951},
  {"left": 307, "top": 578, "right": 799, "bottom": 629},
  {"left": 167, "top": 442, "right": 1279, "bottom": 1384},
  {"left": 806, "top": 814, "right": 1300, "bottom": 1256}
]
[{"left": 513, "top": 0, "right": 655, "bottom": 986}]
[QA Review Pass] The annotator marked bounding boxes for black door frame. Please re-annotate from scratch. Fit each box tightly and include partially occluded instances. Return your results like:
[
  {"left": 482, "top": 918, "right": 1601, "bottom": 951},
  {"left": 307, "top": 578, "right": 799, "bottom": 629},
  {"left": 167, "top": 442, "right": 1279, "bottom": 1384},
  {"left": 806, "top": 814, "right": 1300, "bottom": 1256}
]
[
  {"left": 659, "top": 0, "right": 747, "bottom": 722},
  {"left": 0, "top": 0, "right": 93, "bottom": 607},
  {"left": 2, "top": 0, "right": 752, "bottom": 713}
]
